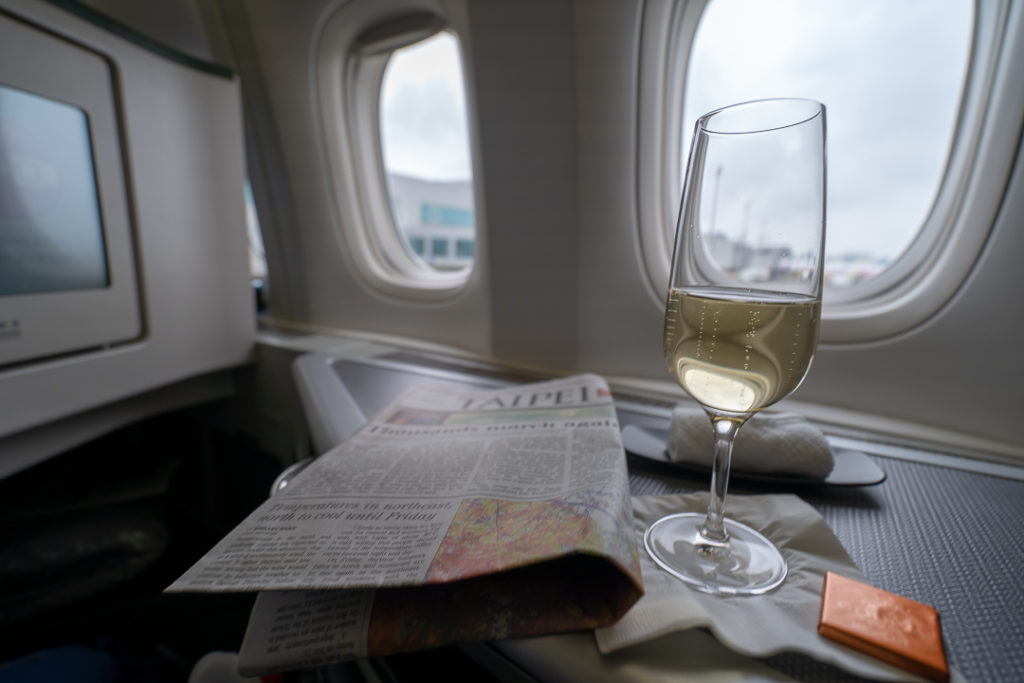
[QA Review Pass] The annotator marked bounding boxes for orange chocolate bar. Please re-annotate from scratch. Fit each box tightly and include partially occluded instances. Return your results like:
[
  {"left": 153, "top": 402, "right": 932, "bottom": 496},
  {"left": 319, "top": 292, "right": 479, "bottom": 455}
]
[{"left": 818, "top": 572, "right": 949, "bottom": 683}]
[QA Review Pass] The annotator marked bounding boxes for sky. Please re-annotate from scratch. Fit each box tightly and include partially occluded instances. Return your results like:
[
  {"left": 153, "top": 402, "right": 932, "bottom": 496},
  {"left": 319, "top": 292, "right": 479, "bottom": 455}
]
[
  {"left": 380, "top": 32, "right": 471, "bottom": 182},
  {"left": 378, "top": 0, "right": 973, "bottom": 262},
  {"left": 683, "top": 0, "right": 973, "bottom": 261}
]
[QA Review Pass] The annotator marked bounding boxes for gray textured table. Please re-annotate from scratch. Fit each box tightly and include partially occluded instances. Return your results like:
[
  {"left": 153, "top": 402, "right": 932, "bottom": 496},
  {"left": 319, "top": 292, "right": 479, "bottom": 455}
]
[
  {"left": 616, "top": 398, "right": 1024, "bottom": 683},
  {"left": 295, "top": 350, "right": 1024, "bottom": 682}
]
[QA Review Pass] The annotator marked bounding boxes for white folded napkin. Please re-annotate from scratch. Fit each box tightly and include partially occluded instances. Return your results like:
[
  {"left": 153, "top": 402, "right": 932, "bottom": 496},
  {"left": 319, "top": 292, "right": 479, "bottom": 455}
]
[
  {"left": 596, "top": 494, "right": 958, "bottom": 681},
  {"left": 668, "top": 406, "right": 834, "bottom": 479}
]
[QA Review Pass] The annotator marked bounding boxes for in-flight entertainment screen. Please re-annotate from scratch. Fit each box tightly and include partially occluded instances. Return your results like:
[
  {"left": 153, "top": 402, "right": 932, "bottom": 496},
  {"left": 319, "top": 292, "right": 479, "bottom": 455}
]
[{"left": 0, "top": 83, "right": 109, "bottom": 297}]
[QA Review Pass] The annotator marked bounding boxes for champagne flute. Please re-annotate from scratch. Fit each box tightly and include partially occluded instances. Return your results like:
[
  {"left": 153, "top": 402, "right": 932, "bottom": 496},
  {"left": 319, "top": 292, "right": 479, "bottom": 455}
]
[{"left": 645, "top": 98, "right": 826, "bottom": 596}]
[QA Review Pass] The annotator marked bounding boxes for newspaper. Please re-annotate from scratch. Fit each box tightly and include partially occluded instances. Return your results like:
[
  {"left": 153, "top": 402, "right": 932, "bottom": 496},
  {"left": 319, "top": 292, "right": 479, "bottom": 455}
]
[{"left": 167, "top": 373, "right": 644, "bottom": 675}]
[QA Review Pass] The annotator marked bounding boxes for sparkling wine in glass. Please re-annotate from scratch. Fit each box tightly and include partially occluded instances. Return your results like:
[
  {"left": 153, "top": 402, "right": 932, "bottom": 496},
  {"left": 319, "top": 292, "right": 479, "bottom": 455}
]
[{"left": 645, "top": 98, "right": 827, "bottom": 596}]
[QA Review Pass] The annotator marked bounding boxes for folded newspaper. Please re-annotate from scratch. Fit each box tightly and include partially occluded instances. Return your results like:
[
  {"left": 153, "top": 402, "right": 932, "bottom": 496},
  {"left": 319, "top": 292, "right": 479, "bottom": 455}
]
[{"left": 166, "top": 373, "right": 644, "bottom": 675}]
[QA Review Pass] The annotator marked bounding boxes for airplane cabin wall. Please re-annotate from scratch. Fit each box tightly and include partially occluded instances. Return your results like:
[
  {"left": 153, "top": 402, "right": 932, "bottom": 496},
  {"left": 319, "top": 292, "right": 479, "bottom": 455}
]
[
  {"left": 568, "top": 0, "right": 1024, "bottom": 456},
  {"left": 0, "top": 0, "right": 255, "bottom": 476},
  {"left": 217, "top": 0, "right": 1023, "bottom": 458},
  {"left": 77, "top": 0, "right": 213, "bottom": 62},
  {"left": 215, "top": 0, "right": 493, "bottom": 355}
]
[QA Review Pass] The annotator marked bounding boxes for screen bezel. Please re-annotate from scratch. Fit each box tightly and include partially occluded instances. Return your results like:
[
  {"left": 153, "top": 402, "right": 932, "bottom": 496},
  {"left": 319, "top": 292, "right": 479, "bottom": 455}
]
[{"left": 0, "top": 11, "right": 142, "bottom": 367}]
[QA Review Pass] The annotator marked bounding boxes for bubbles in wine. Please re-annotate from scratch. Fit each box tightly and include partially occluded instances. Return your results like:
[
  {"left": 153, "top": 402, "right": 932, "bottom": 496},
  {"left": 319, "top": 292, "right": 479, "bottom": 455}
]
[{"left": 662, "top": 286, "right": 820, "bottom": 415}]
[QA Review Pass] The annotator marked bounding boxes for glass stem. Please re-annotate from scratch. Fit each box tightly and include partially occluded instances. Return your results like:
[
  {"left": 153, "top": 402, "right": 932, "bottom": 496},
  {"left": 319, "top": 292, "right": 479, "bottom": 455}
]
[{"left": 700, "top": 417, "right": 743, "bottom": 543}]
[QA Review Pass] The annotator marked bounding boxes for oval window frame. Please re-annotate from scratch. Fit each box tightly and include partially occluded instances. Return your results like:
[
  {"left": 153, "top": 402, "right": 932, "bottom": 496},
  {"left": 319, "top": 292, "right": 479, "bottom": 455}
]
[
  {"left": 637, "top": 0, "right": 1024, "bottom": 343},
  {"left": 316, "top": 0, "right": 479, "bottom": 300}
]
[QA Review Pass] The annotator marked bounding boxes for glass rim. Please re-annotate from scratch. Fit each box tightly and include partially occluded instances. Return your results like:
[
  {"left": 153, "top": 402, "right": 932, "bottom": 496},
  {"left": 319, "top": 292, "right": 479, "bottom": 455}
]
[{"left": 697, "top": 98, "right": 825, "bottom": 135}]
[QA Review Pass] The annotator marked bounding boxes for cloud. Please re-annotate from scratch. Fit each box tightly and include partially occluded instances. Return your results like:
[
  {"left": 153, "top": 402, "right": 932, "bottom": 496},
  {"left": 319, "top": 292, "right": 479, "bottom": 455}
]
[
  {"left": 380, "top": 32, "right": 472, "bottom": 181},
  {"left": 682, "top": 0, "right": 972, "bottom": 258}
]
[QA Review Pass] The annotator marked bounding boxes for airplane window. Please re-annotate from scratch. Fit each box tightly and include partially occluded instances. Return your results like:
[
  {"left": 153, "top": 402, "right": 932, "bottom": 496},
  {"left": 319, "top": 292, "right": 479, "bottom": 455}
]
[
  {"left": 244, "top": 181, "right": 267, "bottom": 282},
  {"left": 244, "top": 180, "right": 268, "bottom": 311},
  {"left": 380, "top": 31, "right": 475, "bottom": 273},
  {"left": 680, "top": 0, "right": 973, "bottom": 300}
]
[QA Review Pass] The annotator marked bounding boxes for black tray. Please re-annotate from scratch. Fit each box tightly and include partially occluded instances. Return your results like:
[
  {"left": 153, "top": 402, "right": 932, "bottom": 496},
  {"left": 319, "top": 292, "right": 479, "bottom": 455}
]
[{"left": 621, "top": 424, "right": 886, "bottom": 487}]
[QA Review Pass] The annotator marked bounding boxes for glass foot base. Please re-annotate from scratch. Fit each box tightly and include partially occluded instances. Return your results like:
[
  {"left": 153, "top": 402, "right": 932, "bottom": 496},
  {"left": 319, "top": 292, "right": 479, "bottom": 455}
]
[{"left": 644, "top": 512, "right": 787, "bottom": 596}]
